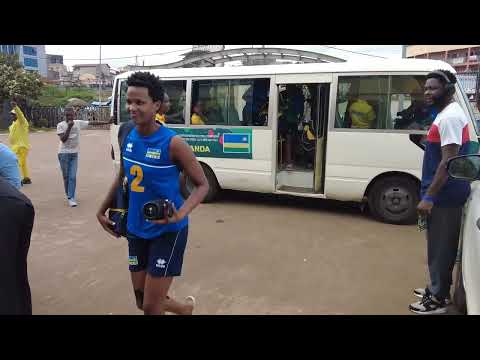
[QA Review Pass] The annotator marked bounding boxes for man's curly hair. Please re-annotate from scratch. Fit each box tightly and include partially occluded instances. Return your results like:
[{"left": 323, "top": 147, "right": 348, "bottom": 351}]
[
  {"left": 426, "top": 69, "right": 457, "bottom": 86},
  {"left": 126, "top": 72, "right": 164, "bottom": 103}
]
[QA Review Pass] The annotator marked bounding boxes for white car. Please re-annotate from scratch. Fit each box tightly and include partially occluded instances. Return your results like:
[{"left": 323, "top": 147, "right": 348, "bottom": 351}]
[{"left": 447, "top": 154, "right": 480, "bottom": 314}]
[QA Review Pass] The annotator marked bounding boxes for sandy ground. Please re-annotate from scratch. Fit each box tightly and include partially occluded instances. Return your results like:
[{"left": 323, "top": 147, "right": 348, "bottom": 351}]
[{"left": 1, "top": 129, "right": 451, "bottom": 315}]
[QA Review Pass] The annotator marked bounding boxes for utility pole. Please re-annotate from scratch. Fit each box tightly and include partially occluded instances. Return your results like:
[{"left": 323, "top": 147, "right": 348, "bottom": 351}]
[{"left": 98, "top": 45, "right": 102, "bottom": 102}]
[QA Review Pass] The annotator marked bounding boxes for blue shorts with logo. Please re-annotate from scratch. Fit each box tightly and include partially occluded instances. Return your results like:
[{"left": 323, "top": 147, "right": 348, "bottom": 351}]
[{"left": 127, "top": 226, "right": 188, "bottom": 277}]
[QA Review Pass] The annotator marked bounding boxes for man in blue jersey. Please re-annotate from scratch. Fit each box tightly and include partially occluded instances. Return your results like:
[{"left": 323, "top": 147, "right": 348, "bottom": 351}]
[
  {"left": 409, "top": 69, "right": 473, "bottom": 315},
  {"left": 97, "top": 72, "right": 209, "bottom": 315}
]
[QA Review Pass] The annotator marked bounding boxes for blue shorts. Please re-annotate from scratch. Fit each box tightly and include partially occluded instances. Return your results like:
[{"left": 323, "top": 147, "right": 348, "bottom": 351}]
[{"left": 127, "top": 226, "right": 188, "bottom": 277}]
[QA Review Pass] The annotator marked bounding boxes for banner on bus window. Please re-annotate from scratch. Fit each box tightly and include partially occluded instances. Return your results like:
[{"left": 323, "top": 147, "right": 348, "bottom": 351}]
[{"left": 172, "top": 128, "right": 252, "bottom": 159}]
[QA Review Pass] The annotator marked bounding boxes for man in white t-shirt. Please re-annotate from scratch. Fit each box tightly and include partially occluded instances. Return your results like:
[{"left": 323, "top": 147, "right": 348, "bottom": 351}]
[{"left": 56, "top": 107, "right": 112, "bottom": 207}]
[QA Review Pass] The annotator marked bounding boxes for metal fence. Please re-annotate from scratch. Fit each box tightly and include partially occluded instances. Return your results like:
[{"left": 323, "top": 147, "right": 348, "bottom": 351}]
[
  {"left": 24, "top": 105, "right": 111, "bottom": 129},
  {"left": 457, "top": 71, "right": 480, "bottom": 102}
]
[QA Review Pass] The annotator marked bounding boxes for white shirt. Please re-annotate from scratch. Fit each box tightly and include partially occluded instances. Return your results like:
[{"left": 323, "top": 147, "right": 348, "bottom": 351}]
[
  {"left": 56, "top": 120, "right": 90, "bottom": 153},
  {"left": 429, "top": 102, "right": 469, "bottom": 146}
]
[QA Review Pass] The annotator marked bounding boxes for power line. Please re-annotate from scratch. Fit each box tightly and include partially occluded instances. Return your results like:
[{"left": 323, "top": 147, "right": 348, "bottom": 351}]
[
  {"left": 318, "top": 45, "right": 388, "bottom": 59},
  {"left": 10, "top": 45, "right": 390, "bottom": 64},
  {"left": 8, "top": 46, "right": 193, "bottom": 63},
  {"left": 34, "top": 45, "right": 389, "bottom": 62},
  {"left": 62, "top": 46, "right": 193, "bottom": 61},
  {"left": 91, "top": 45, "right": 387, "bottom": 62}
]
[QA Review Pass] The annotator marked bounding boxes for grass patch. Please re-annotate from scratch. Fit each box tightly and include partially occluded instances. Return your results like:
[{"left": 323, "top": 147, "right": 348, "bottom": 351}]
[{"left": 35, "top": 84, "right": 111, "bottom": 107}]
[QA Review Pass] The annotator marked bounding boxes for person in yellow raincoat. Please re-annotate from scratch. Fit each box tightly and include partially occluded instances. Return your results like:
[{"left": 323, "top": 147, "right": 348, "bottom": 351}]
[{"left": 8, "top": 101, "right": 31, "bottom": 185}]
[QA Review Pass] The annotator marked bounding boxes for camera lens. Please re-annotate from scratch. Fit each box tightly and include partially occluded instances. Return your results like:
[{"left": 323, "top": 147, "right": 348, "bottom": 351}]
[
  {"left": 143, "top": 203, "right": 157, "bottom": 219},
  {"left": 143, "top": 200, "right": 169, "bottom": 220}
]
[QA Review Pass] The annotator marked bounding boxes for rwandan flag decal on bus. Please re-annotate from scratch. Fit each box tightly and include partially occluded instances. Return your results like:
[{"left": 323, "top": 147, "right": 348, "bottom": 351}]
[
  {"left": 222, "top": 133, "right": 251, "bottom": 154},
  {"left": 172, "top": 128, "right": 253, "bottom": 159}
]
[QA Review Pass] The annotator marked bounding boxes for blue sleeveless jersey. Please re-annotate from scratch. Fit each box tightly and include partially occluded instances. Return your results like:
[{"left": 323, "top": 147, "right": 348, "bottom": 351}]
[{"left": 122, "top": 125, "right": 187, "bottom": 239}]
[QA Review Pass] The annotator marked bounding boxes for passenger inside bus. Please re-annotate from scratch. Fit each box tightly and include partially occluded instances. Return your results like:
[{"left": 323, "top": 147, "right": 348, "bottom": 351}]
[
  {"left": 155, "top": 92, "right": 170, "bottom": 125},
  {"left": 393, "top": 97, "right": 435, "bottom": 130},
  {"left": 300, "top": 86, "right": 317, "bottom": 169},
  {"left": 223, "top": 96, "right": 240, "bottom": 126},
  {"left": 343, "top": 82, "right": 377, "bottom": 129},
  {"left": 242, "top": 79, "right": 270, "bottom": 126},
  {"left": 191, "top": 101, "right": 207, "bottom": 125},
  {"left": 204, "top": 98, "right": 224, "bottom": 125},
  {"left": 392, "top": 78, "right": 433, "bottom": 130},
  {"left": 166, "top": 89, "right": 187, "bottom": 124},
  {"left": 241, "top": 85, "right": 254, "bottom": 126},
  {"left": 278, "top": 84, "right": 305, "bottom": 170}
]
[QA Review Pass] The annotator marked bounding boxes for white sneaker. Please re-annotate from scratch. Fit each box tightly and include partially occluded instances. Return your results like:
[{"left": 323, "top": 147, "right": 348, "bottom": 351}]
[
  {"left": 68, "top": 199, "right": 77, "bottom": 207},
  {"left": 409, "top": 293, "right": 448, "bottom": 315},
  {"left": 413, "top": 288, "right": 451, "bottom": 305},
  {"left": 185, "top": 296, "right": 196, "bottom": 315}
]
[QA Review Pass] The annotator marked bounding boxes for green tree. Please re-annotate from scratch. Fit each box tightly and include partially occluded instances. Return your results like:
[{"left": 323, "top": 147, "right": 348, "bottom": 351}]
[{"left": 0, "top": 53, "right": 44, "bottom": 103}]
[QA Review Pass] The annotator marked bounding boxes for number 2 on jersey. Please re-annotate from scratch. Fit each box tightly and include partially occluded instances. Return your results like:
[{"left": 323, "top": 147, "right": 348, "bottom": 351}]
[{"left": 130, "top": 165, "right": 144, "bottom": 192}]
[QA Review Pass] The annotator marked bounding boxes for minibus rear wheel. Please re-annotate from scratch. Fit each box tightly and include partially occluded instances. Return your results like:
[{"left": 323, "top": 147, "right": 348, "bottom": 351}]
[
  {"left": 180, "top": 164, "right": 220, "bottom": 203},
  {"left": 368, "top": 175, "right": 419, "bottom": 225}
]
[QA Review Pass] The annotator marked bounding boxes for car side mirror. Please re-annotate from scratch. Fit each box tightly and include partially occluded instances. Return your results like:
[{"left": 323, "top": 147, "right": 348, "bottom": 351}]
[{"left": 447, "top": 154, "right": 480, "bottom": 181}]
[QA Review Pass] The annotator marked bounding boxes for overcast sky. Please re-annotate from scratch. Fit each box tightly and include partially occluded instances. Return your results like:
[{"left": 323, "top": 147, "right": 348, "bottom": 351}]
[{"left": 45, "top": 45, "right": 403, "bottom": 70}]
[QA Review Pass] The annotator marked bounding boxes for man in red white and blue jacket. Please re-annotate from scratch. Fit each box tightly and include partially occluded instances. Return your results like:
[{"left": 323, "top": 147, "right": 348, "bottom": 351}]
[{"left": 410, "top": 69, "right": 475, "bottom": 315}]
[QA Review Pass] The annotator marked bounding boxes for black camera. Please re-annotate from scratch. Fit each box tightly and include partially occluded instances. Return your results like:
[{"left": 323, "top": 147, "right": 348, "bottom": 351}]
[{"left": 143, "top": 199, "right": 174, "bottom": 221}]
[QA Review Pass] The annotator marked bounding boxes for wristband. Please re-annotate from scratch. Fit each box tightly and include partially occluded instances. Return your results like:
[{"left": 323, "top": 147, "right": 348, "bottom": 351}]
[{"left": 422, "top": 195, "right": 435, "bottom": 203}]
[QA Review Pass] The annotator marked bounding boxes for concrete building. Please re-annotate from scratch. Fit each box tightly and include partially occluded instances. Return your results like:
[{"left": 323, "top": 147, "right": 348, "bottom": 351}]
[
  {"left": 407, "top": 45, "right": 480, "bottom": 73},
  {"left": 72, "top": 63, "right": 118, "bottom": 87},
  {"left": 0, "top": 45, "right": 48, "bottom": 77},
  {"left": 58, "top": 72, "right": 74, "bottom": 87},
  {"left": 47, "top": 54, "right": 63, "bottom": 65},
  {"left": 0, "top": 44, "right": 17, "bottom": 56},
  {"left": 48, "top": 63, "right": 69, "bottom": 78},
  {"left": 1, "top": 45, "right": 48, "bottom": 129},
  {"left": 118, "top": 66, "right": 131, "bottom": 73},
  {"left": 46, "top": 54, "right": 69, "bottom": 82}
]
